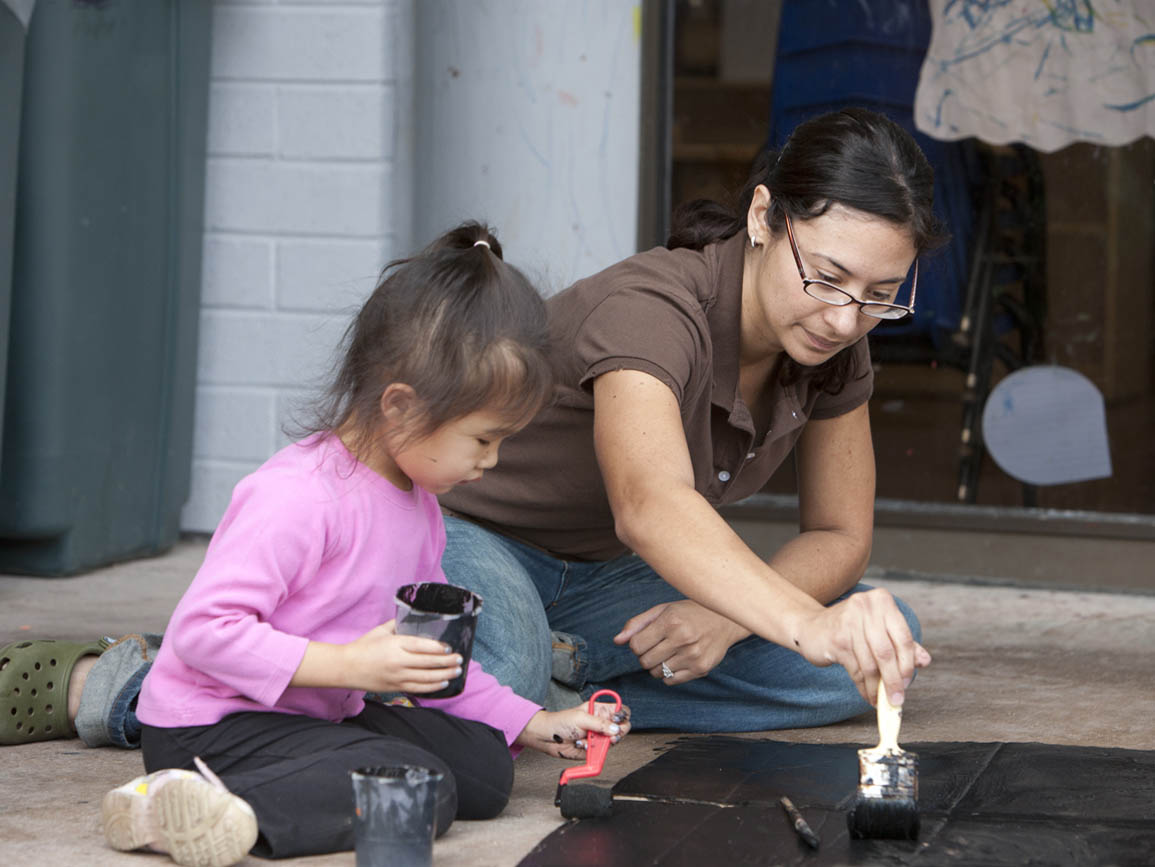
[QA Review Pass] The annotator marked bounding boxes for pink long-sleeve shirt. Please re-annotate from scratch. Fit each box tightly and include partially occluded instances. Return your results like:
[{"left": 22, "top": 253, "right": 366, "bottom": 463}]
[{"left": 136, "top": 434, "right": 541, "bottom": 749}]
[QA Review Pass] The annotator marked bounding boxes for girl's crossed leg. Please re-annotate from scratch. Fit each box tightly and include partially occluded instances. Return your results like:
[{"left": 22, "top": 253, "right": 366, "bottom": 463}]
[{"left": 141, "top": 703, "right": 513, "bottom": 859}]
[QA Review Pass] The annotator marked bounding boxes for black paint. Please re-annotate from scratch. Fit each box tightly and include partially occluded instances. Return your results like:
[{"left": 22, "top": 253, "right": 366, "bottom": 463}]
[
  {"left": 394, "top": 582, "right": 482, "bottom": 698},
  {"left": 519, "top": 738, "right": 1155, "bottom": 867},
  {"left": 351, "top": 765, "right": 441, "bottom": 867}
]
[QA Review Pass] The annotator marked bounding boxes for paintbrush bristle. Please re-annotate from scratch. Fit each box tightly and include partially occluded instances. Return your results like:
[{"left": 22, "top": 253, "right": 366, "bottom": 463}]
[{"left": 847, "top": 794, "right": 920, "bottom": 839}]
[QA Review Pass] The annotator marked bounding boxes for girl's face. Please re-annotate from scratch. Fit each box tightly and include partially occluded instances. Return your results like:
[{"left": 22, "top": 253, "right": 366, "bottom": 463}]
[
  {"left": 743, "top": 189, "right": 917, "bottom": 366},
  {"left": 385, "top": 407, "right": 527, "bottom": 495}
]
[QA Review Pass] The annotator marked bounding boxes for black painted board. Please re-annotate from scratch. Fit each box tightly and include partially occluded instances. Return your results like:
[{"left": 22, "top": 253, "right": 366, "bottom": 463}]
[
  {"left": 953, "top": 742, "right": 1155, "bottom": 823},
  {"left": 917, "top": 817, "right": 1155, "bottom": 867},
  {"left": 609, "top": 737, "right": 860, "bottom": 808},
  {"left": 520, "top": 738, "right": 1155, "bottom": 867},
  {"left": 613, "top": 737, "right": 1000, "bottom": 814},
  {"left": 911, "top": 742, "right": 1004, "bottom": 814},
  {"left": 518, "top": 802, "right": 700, "bottom": 867},
  {"left": 519, "top": 800, "right": 939, "bottom": 867}
]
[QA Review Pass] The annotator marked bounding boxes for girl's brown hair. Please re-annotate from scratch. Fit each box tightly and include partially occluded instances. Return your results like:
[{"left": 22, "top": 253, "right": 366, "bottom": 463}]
[{"left": 297, "top": 221, "right": 551, "bottom": 457}]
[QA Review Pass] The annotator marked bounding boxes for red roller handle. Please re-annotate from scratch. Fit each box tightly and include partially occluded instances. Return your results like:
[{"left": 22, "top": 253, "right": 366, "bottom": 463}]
[{"left": 557, "top": 689, "right": 621, "bottom": 786}]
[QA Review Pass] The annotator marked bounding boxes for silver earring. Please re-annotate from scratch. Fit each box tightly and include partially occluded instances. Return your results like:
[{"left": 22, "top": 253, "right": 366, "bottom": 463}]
[{"left": 750, "top": 235, "right": 758, "bottom": 249}]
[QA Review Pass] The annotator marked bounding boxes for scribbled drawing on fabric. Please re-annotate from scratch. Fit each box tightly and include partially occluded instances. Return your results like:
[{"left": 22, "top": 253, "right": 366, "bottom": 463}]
[{"left": 915, "top": 0, "right": 1155, "bottom": 151}]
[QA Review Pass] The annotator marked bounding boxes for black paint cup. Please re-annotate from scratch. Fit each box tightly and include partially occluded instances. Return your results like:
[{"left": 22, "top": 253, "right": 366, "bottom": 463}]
[
  {"left": 350, "top": 765, "right": 443, "bottom": 867},
  {"left": 394, "top": 582, "right": 483, "bottom": 698}
]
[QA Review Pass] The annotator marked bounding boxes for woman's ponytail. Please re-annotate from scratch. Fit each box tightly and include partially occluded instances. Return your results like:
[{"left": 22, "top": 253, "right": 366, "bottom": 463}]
[{"left": 666, "top": 148, "right": 779, "bottom": 251}]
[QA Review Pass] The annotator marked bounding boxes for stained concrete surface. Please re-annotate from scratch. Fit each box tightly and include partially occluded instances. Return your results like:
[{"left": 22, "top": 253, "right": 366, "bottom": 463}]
[{"left": 1, "top": 536, "right": 1153, "bottom": 866}]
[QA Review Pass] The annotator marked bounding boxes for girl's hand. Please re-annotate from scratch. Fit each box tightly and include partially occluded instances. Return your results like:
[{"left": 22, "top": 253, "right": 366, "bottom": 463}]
[
  {"left": 340, "top": 620, "right": 463, "bottom": 694},
  {"left": 794, "top": 588, "right": 932, "bottom": 708},
  {"left": 514, "top": 702, "right": 631, "bottom": 760}
]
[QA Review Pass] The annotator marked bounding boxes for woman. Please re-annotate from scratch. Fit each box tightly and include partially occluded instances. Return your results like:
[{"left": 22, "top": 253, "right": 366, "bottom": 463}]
[{"left": 439, "top": 107, "right": 943, "bottom": 731}]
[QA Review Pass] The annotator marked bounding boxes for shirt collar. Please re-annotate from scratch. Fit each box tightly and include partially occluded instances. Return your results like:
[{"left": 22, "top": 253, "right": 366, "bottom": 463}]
[{"left": 705, "top": 231, "right": 749, "bottom": 417}]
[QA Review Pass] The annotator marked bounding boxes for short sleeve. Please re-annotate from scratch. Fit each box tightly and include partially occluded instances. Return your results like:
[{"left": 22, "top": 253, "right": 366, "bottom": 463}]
[{"left": 574, "top": 286, "right": 709, "bottom": 403}]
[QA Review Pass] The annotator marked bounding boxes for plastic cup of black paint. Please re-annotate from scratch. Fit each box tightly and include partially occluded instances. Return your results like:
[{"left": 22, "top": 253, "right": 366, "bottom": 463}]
[
  {"left": 394, "top": 582, "right": 483, "bottom": 698},
  {"left": 351, "top": 765, "right": 443, "bottom": 867}
]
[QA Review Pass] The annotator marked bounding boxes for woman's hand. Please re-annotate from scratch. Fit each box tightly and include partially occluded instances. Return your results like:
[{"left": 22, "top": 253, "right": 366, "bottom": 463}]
[
  {"left": 613, "top": 600, "right": 747, "bottom": 684},
  {"left": 793, "top": 587, "right": 932, "bottom": 707},
  {"left": 292, "top": 620, "right": 462, "bottom": 694},
  {"left": 515, "top": 701, "right": 631, "bottom": 760}
]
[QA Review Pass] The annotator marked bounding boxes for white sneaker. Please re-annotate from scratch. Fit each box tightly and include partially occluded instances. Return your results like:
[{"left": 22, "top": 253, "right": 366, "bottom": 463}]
[{"left": 101, "top": 756, "right": 258, "bottom": 867}]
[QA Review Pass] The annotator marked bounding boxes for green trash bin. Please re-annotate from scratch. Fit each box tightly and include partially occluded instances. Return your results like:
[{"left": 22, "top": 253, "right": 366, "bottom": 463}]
[
  {"left": 0, "top": 0, "right": 213, "bottom": 575},
  {"left": 0, "top": 1, "right": 34, "bottom": 468}
]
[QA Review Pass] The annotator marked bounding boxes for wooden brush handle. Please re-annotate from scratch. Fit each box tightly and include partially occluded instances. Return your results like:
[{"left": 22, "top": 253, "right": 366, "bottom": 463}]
[{"left": 875, "top": 680, "right": 903, "bottom": 751}]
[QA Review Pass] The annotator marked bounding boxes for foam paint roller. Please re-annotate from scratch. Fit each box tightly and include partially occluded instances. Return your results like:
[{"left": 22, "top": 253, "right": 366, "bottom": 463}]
[
  {"left": 554, "top": 689, "right": 621, "bottom": 819},
  {"left": 847, "top": 680, "right": 920, "bottom": 839}
]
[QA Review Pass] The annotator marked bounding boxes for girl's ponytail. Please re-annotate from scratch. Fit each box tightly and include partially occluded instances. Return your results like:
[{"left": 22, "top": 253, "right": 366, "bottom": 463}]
[
  {"left": 290, "top": 220, "right": 550, "bottom": 457},
  {"left": 430, "top": 221, "right": 505, "bottom": 261}
]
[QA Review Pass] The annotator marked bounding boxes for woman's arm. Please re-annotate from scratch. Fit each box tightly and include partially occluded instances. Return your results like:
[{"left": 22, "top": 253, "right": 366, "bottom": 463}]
[
  {"left": 593, "top": 369, "right": 925, "bottom": 705},
  {"left": 767, "top": 403, "right": 876, "bottom": 603},
  {"left": 593, "top": 369, "right": 822, "bottom": 649}
]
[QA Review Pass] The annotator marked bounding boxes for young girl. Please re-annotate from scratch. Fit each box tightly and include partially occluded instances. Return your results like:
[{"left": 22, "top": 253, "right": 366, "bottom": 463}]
[{"left": 100, "top": 222, "right": 631, "bottom": 866}]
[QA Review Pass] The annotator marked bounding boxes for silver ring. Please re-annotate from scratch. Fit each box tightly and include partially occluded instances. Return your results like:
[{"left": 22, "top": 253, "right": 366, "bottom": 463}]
[{"left": 660, "top": 662, "right": 675, "bottom": 679}]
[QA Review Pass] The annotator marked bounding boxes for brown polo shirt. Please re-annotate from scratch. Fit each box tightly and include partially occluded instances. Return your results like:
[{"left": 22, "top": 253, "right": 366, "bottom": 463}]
[{"left": 441, "top": 232, "right": 873, "bottom": 561}]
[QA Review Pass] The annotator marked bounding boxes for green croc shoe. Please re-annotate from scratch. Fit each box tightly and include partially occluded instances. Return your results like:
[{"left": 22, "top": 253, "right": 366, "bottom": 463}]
[{"left": 0, "top": 637, "right": 111, "bottom": 745}]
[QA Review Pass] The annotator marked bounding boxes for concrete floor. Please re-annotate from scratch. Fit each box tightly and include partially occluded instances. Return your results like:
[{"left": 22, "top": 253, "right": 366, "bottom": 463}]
[{"left": 2, "top": 536, "right": 1153, "bottom": 866}]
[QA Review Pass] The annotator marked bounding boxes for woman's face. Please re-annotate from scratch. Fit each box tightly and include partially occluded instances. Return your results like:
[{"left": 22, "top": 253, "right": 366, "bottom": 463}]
[{"left": 743, "top": 188, "right": 917, "bottom": 366}]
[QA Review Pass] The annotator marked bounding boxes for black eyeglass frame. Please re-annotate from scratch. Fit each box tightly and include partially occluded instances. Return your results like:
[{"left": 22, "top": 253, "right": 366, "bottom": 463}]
[{"left": 781, "top": 212, "right": 917, "bottom": 321}]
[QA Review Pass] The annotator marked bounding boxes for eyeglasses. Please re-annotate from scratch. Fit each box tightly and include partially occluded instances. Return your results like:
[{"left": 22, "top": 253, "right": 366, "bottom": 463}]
[{"left": 782, "top": 212, "right": 916, "bottom": 321}]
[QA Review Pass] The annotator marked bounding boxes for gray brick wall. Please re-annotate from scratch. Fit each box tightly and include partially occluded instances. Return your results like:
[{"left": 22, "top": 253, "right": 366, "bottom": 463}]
[
  {"left": 182, "top": 0, "right": 640, "bottom": 534},
  {"left": 183, "top": 0, "right": 398, "bottom": 531}
]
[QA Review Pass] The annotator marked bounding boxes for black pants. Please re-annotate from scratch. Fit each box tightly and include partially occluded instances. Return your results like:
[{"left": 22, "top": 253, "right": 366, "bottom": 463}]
[{"left": 141, "top": 703, "right": 514, "bottom": 860}]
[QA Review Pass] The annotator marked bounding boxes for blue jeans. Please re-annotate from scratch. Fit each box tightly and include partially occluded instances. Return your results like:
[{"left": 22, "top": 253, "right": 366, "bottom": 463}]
[
  {"left": 440, "top": 516, "right": 922, "bottom": 732},
  {"left": 75, "top": 633, "right": 163, "bottom": 749}
]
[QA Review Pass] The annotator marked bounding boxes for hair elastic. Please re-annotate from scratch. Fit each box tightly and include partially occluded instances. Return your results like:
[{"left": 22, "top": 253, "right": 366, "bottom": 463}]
[{"left": 473, "top": 239, "right": 491, "bottom": 249}]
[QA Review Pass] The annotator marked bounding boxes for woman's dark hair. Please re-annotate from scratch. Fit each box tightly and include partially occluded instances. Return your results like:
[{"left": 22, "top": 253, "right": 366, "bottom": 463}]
[
  {"left": 667, "top": 107, "right": 950, "bottom": 392},
  {"left": 296, "top": 221, "right": 552, "bottom": 457}
]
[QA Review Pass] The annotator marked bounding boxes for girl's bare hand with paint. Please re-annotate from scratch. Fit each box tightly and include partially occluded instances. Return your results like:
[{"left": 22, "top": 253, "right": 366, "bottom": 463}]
[
  {"left": 291, "top": 620, "right": 463, "bottom": 695},
  {"left": 515, "top": 702, "right": 631, "bottom": 761},
  {"left": 794, "top": 587, "right": 931, "bottom": 708}
]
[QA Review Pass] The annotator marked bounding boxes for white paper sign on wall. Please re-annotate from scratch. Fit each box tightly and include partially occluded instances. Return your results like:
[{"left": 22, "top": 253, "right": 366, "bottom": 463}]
[{"left": 981, "top": 366, "right": 1112, "bottom": 486}]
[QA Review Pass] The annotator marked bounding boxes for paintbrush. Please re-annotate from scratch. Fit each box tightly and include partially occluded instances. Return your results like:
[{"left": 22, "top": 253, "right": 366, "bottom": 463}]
[
  {"left": 847, "top": 680, "right": 920, "bottom": 839},
  {"left": 779, "top": 796, "right": 820, "bottom": 849}
]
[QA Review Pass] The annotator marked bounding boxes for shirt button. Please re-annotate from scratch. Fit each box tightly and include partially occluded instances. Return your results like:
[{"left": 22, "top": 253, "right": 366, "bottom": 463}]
[{"left": 717, "top": 470, "right": 731, "bottom": 482}]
